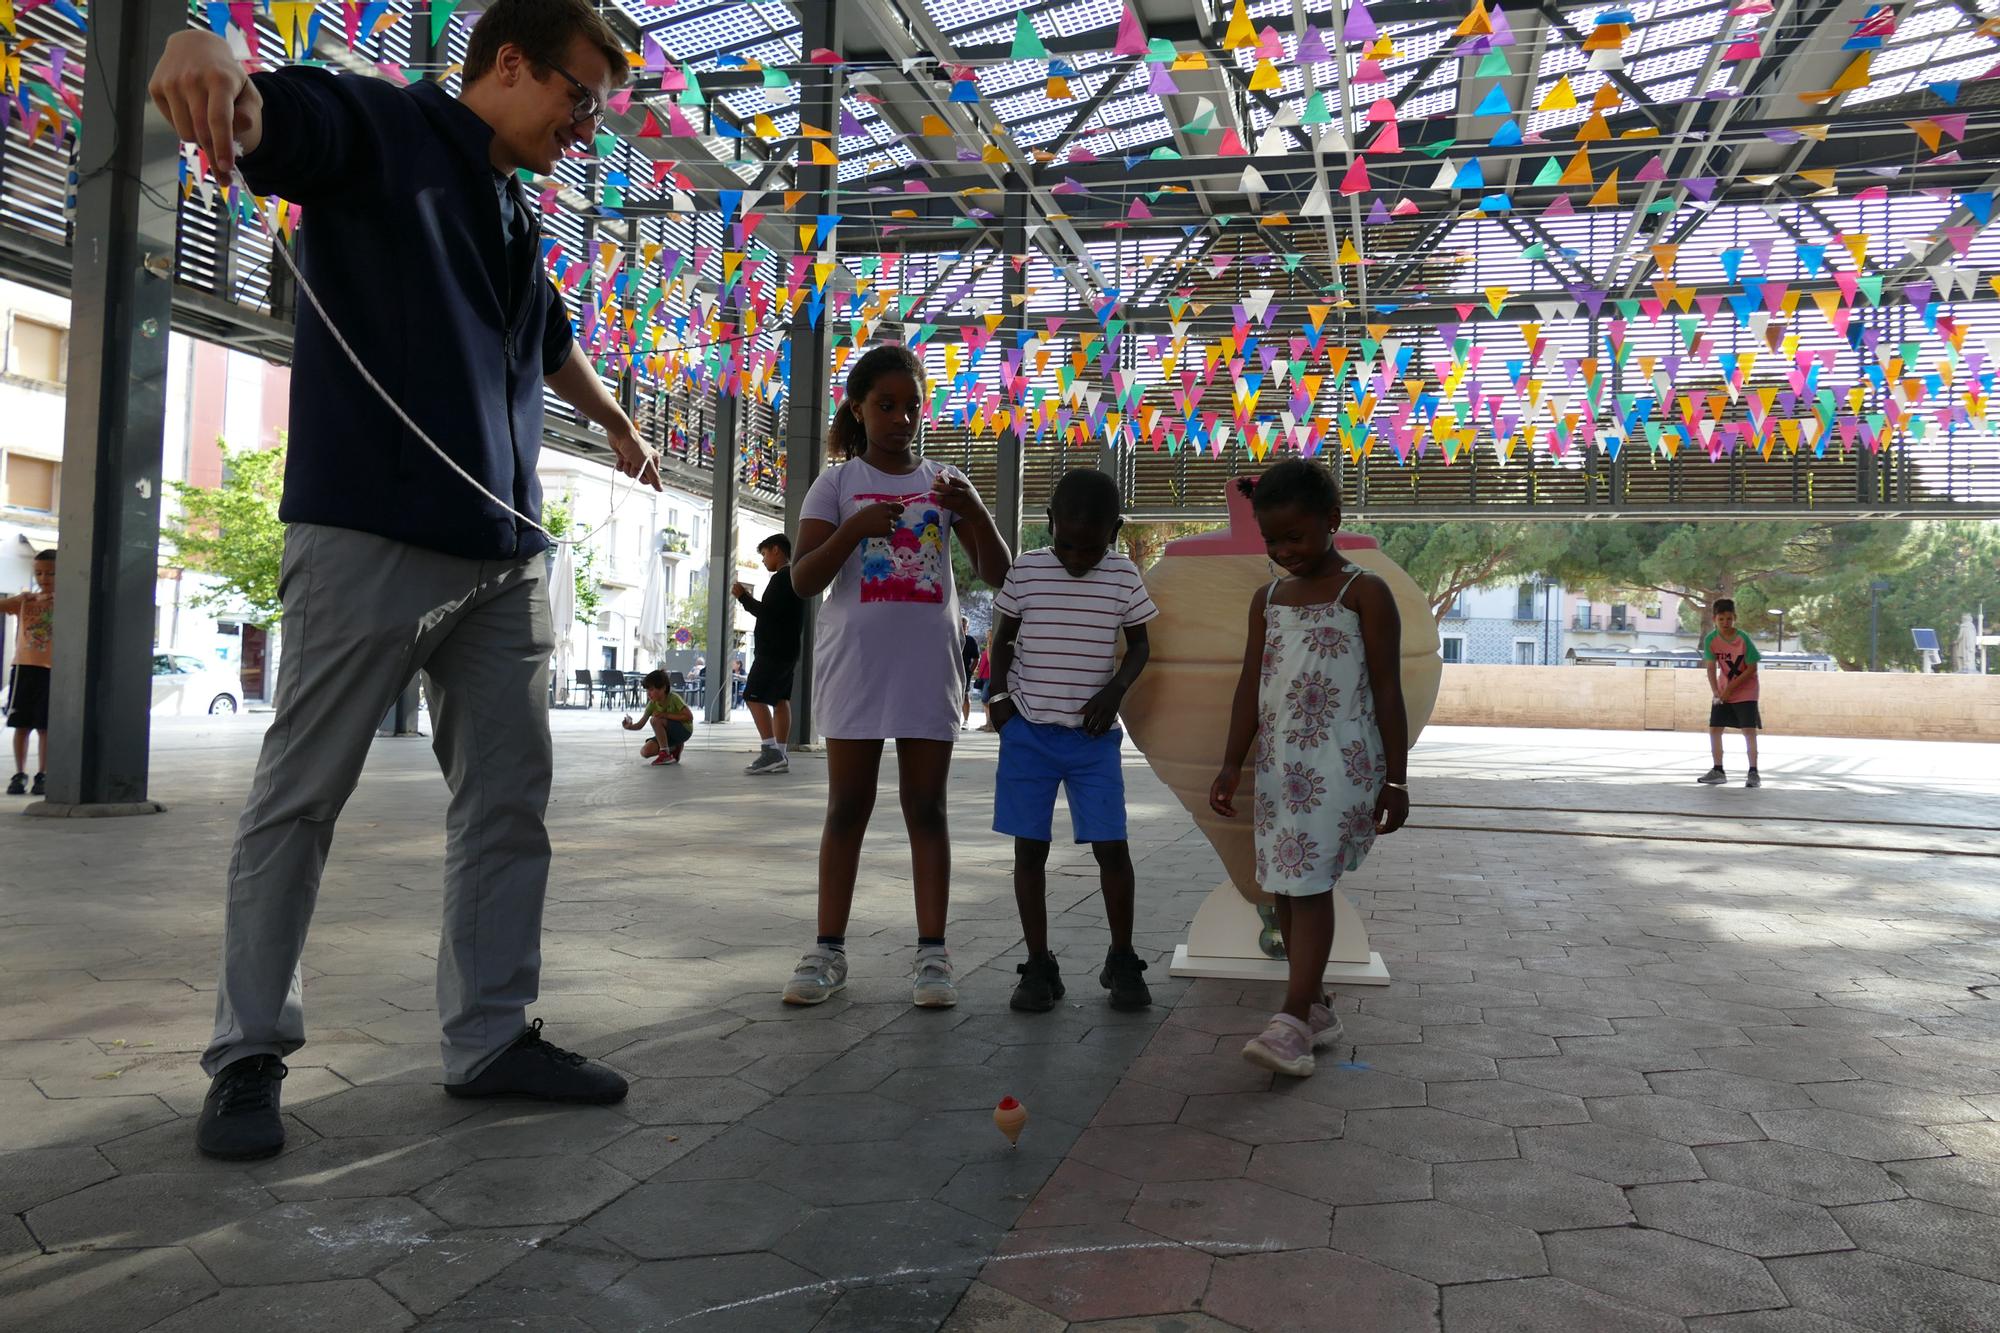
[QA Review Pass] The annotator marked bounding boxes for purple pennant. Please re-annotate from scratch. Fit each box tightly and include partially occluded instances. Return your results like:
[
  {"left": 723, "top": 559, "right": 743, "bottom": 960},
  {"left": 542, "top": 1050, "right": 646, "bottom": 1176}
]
[
  {"left": 1904, "top": 280, "right": 1933, "bottom": 307},
  {"left": 1570, "top": 285, "right": 1607, "bottom": 316},
  {"left": 1297, "top": 25, "right": 1331, "bottom": 63},
  {"left": 1366, "top": 197, "right": 1391, "bottom": 223},
  {"left": 1778, "top": 391, "right": 1797, "bottom": 415},
  {"left": 1684, "top": 176, "right": 1718, "bottom": 201},
  {"left": 1344, "top": 1, "right": 1376, "bottom": 44},
  {"left": 1664, "top": 354, "right": 1683, "bottom": 379}
]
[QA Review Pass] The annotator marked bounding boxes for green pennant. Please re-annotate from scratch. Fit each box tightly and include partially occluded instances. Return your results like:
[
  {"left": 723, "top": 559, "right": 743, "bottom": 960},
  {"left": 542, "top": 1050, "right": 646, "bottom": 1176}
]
[
  {"left": 1282, "top": 253, "right": 1304, "bottom": 272},
  {"left": 1678, "top": 316, "right": 1701, "bottom": 349},
  {"left": 1521, "top": 243, "right": 1546, "bottom": 260},
  {"left": 1149, "top": 146, "right": 1183, "bottom": 160},
  {"left": 1857, "top": 274, "right": 1885, "bottom": 305},
  {"left": 1475, "top": 50, "right": 1511, "bottom": 77},
  {"left": 1532, "top": 156, "right": 1562, "bottom": 187},
  {"left": 1415, "top": 139, "right": 1457, "bottom": 158},
  {"left": 1302, "top": 91, "right": 1333, "bottom": 125}
]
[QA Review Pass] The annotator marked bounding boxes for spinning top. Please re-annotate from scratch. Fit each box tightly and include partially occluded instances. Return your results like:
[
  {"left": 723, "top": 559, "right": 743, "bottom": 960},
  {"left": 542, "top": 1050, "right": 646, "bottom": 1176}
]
[{"left": 993, "top": 1096, "right": 1027, "bottom": 1146}]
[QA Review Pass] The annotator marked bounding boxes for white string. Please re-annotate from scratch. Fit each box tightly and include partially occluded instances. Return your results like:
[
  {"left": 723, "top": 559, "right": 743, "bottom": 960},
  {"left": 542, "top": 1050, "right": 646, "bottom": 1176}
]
[{"left": 237, "top": 163, "right": 661, "bottom": 549}]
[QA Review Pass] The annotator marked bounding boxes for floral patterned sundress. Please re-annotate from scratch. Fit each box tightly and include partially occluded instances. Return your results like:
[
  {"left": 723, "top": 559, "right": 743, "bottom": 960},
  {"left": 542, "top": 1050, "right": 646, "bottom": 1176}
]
[{"left": 1252, "top": 569, "right": 1388, "bottom": 896}]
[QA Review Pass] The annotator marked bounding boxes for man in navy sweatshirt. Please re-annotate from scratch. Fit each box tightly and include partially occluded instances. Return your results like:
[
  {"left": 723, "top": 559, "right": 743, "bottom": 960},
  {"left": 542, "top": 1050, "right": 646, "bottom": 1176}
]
[{"left": 149, "top": 0, "right": 660, "bottom": 1160}]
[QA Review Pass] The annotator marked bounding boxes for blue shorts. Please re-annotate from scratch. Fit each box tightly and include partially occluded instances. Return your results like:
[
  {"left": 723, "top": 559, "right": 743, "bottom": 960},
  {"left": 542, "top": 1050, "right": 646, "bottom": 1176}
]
[{"left": 993, "top": 716, "right": 1128, "bottom": 845}]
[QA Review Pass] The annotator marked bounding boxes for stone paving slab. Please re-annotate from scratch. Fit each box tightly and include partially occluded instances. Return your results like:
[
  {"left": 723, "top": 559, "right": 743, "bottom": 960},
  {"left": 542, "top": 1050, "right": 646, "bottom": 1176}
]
[{"left": 1, "top": 718, "right": 1998, "bottom": 1330}]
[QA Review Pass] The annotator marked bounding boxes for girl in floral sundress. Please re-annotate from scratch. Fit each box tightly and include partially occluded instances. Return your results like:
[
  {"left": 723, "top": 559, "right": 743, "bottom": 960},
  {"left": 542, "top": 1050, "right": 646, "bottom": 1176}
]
[{"left": 1210, "top": 461, "right": 1411, "bottom": 1078}]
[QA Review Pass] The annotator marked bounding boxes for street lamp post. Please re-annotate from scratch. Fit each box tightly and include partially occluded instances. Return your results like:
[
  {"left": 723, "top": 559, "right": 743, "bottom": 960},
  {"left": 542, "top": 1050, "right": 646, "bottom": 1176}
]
[
  {"left": 1774, "top": 609, "right": 1786, "bottom": 655},
  {"left": 1869, "top": 580, "right": 1891, "bottom": 671}
]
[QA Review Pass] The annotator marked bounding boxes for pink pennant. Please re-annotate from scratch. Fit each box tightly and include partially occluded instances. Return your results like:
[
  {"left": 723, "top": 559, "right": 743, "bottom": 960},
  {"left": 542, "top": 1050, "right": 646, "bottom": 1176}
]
[{"left": 1113, "top": 4, "right": 1148, "bottom": 56}]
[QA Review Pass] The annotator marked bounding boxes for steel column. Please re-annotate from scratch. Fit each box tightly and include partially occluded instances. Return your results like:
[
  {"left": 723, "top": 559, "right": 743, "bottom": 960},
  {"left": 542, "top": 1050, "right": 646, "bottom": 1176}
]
[
  {"left": 704, "top": 388, "right": 739, "bottom": 723},
  {"left": 781, "top": 0, "right": 839, "bottom": 748},
  {"left": 994, "top": 185, "right": 1028, "bottom": 551},
  {"left": 38, "top": 2, "right": 181, "bottom": 814}
]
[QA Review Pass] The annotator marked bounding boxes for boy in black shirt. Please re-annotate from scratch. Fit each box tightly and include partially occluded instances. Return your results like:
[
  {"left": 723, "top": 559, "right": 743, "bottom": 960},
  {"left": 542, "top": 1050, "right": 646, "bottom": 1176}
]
[{"left": 733, "top": 534, "right": 804, "bottom": 774}]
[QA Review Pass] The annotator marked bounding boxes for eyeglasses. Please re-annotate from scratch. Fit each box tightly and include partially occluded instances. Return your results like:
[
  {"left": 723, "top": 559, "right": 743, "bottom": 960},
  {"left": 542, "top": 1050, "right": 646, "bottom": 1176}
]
[{"left": 543, "top": 59, "right": 604, "bottom": 127}]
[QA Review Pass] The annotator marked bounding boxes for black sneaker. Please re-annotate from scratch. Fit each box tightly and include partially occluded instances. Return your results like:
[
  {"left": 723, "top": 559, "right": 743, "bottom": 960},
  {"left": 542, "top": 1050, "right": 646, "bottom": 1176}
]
[
  {"left": 1009, "top": 953, "right": 1065, "bottom": 1013},
  {"left": 29, "top": 772, "right": 43, "bottom": 796},
  {"left": 1100, "top": 949, "right": 1153, "bottom": 1011},
  {"left": 444, "top": 1019, "right": 628, "bottom": 1104},
  {"left": 1745, "top": 769, "right": 1762, "bottom": 788},
  {"left": 1696, "top": 766, "right": 1727, "bottom": 785},
  {"left": 196, "top": 1054, "right": 288, "bottom": 1160},
  {"left": 4, "top": 773, "right": 23, "bottom": 796}
]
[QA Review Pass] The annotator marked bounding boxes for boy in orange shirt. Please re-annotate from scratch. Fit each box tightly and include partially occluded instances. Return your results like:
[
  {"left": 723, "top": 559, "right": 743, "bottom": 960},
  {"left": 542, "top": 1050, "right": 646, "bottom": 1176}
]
[{"left": 0, "top": 550, "right": 55, "bottom": 797}]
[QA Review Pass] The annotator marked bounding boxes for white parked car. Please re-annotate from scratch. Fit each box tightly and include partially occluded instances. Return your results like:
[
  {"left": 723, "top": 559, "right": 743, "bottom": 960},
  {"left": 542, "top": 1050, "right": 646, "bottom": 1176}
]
[{"left": 151, "top": 653, "right": 245, "bottom": 716}]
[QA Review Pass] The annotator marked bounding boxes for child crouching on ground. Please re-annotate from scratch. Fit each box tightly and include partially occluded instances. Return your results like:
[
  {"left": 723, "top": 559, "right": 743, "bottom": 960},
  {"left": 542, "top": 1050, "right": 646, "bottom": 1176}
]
[{"left": 624, "top": 669, "right": 693, "bottom": 765}]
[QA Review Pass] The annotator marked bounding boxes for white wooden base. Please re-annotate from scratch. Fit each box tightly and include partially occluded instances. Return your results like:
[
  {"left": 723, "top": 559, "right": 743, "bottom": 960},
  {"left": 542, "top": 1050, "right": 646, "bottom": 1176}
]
[
  {"left": 1166, "top": 880, "right": 1392, "bottom": 986},
  {"left": 1169, "top": 945, "right": 1391, "bottom": 985}
]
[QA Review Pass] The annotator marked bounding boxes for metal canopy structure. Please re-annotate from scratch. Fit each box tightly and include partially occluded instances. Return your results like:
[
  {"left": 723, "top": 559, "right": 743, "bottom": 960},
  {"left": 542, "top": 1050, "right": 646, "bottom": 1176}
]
[{"left": 4, "top": 1, "right": 2000, "bottom": 524}]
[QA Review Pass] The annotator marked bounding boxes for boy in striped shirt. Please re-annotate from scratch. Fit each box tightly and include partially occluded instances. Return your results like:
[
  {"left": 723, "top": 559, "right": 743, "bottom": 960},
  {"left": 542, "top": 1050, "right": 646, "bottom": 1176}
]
[{"left": 988, "top": 470, "right": 1159, "bottom": 1013}]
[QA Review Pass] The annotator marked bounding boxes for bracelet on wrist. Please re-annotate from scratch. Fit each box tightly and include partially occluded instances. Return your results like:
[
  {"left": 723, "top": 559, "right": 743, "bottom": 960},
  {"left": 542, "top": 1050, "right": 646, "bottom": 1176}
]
[{"left": 1384, "top": 781, "right": 1409, "bottom": 791}]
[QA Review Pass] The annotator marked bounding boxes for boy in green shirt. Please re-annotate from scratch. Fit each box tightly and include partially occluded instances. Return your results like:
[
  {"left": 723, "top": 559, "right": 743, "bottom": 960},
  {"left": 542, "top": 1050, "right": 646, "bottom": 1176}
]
[
  {"left": 1698, "top": 598, "right": 1762, "bottom": 788},
  {"left": 624, "top": 669, "right": 694, "bottom": 765}
]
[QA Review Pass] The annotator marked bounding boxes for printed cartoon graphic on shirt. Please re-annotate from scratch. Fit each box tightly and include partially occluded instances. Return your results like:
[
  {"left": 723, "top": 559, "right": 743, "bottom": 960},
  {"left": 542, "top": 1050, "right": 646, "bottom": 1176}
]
[
  {"left": 857, "top": 492, "right": 949, "bottom": 604},
  {"left": 23, "top": 597, "right": 52, "bottom": 656}
]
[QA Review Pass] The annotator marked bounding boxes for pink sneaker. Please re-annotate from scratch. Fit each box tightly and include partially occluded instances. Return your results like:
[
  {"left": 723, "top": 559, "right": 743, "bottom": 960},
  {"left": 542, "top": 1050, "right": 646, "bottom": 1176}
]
[
  {"left": 1242, "top": 1013, "right": 1316, "bottom": 1077},
  {"left": 1308, "top": 1000, "right": 1345, "bottom": 1049}
]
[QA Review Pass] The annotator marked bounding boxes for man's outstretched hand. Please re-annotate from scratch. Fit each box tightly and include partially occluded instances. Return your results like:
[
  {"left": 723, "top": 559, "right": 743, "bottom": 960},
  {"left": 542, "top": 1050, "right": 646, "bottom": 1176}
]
[{"left": 149, "top": 31, "right": 263, "bottom": 178}]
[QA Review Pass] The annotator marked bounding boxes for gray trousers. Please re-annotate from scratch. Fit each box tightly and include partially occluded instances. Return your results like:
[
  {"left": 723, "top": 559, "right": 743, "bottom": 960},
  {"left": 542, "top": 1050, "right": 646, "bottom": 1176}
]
[{"left": 203, "top": 524, "right": 556, "bottom": 1082}]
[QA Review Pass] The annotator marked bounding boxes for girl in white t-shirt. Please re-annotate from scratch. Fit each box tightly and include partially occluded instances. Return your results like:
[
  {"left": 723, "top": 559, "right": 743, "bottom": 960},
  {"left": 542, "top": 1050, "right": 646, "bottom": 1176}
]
[{"left": 782, "top": 345, "right": 1012, "bottom": 1009}]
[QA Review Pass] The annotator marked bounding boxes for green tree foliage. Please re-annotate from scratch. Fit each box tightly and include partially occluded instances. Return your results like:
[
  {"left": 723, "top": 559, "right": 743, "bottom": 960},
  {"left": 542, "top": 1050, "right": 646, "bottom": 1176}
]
[
  {"left": 1792, "top": 521, "right": 2000, "bottom": 671},
  {"left": 540, "top": 501, "right": 603, "bottom": 627},
  {"left": 1545, "top": 520, "right": 1909, "bottom": 639},
  {"left": 164, "top": 438, "right": 287, "bottom": 625},
  {"left": 669, "top": 592, "right": 707, "bottom": 651},
  {"left": 1348, "top": 521, "right": 1577, "bottom": 621}
]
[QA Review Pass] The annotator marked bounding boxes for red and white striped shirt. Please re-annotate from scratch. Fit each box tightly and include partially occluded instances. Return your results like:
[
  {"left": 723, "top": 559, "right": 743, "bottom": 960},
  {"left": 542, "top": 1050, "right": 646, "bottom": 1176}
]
[{"left": 993, "top": 549, "right": 1158, "bottom": 727}]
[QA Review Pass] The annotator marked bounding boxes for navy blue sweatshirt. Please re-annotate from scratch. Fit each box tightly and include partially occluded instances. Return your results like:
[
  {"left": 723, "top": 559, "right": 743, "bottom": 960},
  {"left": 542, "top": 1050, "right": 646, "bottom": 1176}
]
[{"left": 240, "top": 69, "right": 574, "bottom": 560}]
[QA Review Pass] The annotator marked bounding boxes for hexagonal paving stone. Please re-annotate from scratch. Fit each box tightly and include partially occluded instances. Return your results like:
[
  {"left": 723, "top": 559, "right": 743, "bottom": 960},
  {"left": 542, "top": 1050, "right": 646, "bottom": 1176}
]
[
  {"left": 1333, "top": 1199, "right": 1546, "bottom": 1285},
  {"left": 619, "top": 1075, "right": 771, "bottom": 1126},
  {"left": 145, "top": 1279, "right": 416, "bottom": 1332},
  {"left": 1752, "top": 1109, "right": 1948, "bottom": 1162},
  {"left": 1930, "top": 1122, "right": 2000, "bottom": 1164},
  {"left": 1586, "top": 1093, "right": 1765, "bottom": 1146},
  {"left": 1832, "top": 1198, "right": 2000, "bottom": 1283},
  {"left": 1696, "top": 1140, "right": 1905, "bottom": 1207},
  {"left": 1175, "top": 1091, "right": 1341, "bottom": 1145},
  {"left": 1441, "top": 1276, "right": 1683, "bottom": 1333},
  {"left": 1018, "top": 1158, "right": 1141, "bottom": 1228},
  {"left": 1283, "top": 1068, "right": 1427, "bottom": 1111},
  {"left": 1546, "top": 1227, "right": 1786, "bottom": 1317},
  {"left": 1647, "top": 1070, "right": 1816, "bottom": 1113},
  {"left": 375, "top": 1225, "right": 553, "bottom": 1316},
  {"left": 979, "top": 1221, "right": 1213, "bottom": 1324},
  {"left": 440, "top": 1105, "right": 633, "bottom": 1159},
  {"left": 778, "top": 1199, "right": 1000, "bottom": 1283},
  {"left": 1629, "top": 1180, "right": 1852, "bottom": 1258},
  {"left": 0, "top": 1145, "right": 117, "bottom": 1214},
  {"left": 1702, "top": 1046, "right": 1859, "bottom": 1085},
  {"left": 1885, "top": 1155, "right": 2000, "bottom": 1217},
  {"left": 872, "top": 1064, "right": 1013, "bottom": 1112},
  {"left": 1352, "top": 1044, "right": 1499, "bottom": 1083},
  {"left": 417, "top": 1154, "right": 632, "bottom": 1228},
  {"left": 755, "top": 1137, "right": 961, "bottom": 1206},
  {"left": 1800, "top": 1080, "right": 1987, "bottom": 1125},
  {"left": 27, "top": 1171, "right": 274, "bottom": 1250},
  {"left": 1431, "top": 1158, "right": 1634, "bottom": 1232},
  {"left": 249, "top": 1133, "right": 471, "bottom": 1201},
  {"left": 1518, "top": 1123, "right": 1703, "bottom": 1185},
  {"left": 591, "top": 1177, "right": 811, "bottom": 1259},
  {"left": 1090, "top": 1082, "right": 1187, "bottom": 1127},
  {"left": 188, "top": 1196, "right": 442, "bottom": 1284},
  {"left": 1069, "top": 1123, "right": 1251, "bottom": 1183},
  {"left": 1123, "top": 1051, "right": 1276, "bottom": 1097},
  {"left": 1343, "top": 1107, "right": 1517, "bottom": 1164},
  {"left": 814, "top": 1278, "right": 966, "bottom": 1332},
  {"left": 934, "top": 1151, "right": 1068, "bottom": 1229},
  {"left": 1842, "top": 1055, "right": 2000, "bottom": 1096},
  {"left": 0, "top": 1245, "right": 217, "bottom": 1333},
  {"left": 603, "top": 1036, "right": 759, "bottom": 1080},
  {"left": 1203, "top": 1247, "right": 1439, "bottom": 1333},
  {"left": 1770, "top": 1250, "right": 2000, "bottom": 1333},
  {"left": 1496, "top": 1056, "right": 1651, "bottom": 1098},
  {"left": 745, "top": 1092, "right": 922, "bottom": 1145},
  {"left": 1245, "top": 1137, "right": 1432, "bottom": 1209},
  {"left": 287, "top": 1083, "right": 482, "bottom": 1139},
  {"left": 597, "top": 1252, "right": 835, "bottom": 1332},
  {"left": 1127, "top": 1176, "right": 1332, "bottom": 1253},
  {"left": 1681, "top": 1312, "right": 1874, "bottom": 1333},
  {"left": 1425, "top": 1079, "right": 1589, "bottom": 1128}
]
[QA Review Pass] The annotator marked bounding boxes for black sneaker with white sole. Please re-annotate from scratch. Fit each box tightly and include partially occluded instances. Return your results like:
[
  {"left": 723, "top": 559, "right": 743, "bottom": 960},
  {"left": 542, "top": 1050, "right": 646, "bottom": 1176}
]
[
  {"left": 444, "top": 1019, "right": 629, "bottom": 1104},
  {"left": 196, "top": 1054, "right": 289, "bottom": 1160},
  {"left": 29, "top": 772, "right": 43, "bottom": 796},
  {"left": 4, "top": 773, "right": 23, "bottom": 796}
]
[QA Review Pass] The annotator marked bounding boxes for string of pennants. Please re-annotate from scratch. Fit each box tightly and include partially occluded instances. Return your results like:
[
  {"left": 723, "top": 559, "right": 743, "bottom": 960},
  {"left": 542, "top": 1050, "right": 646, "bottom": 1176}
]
[{"left": 13, "top": 0, "right": 2000, "bottom": 471}]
